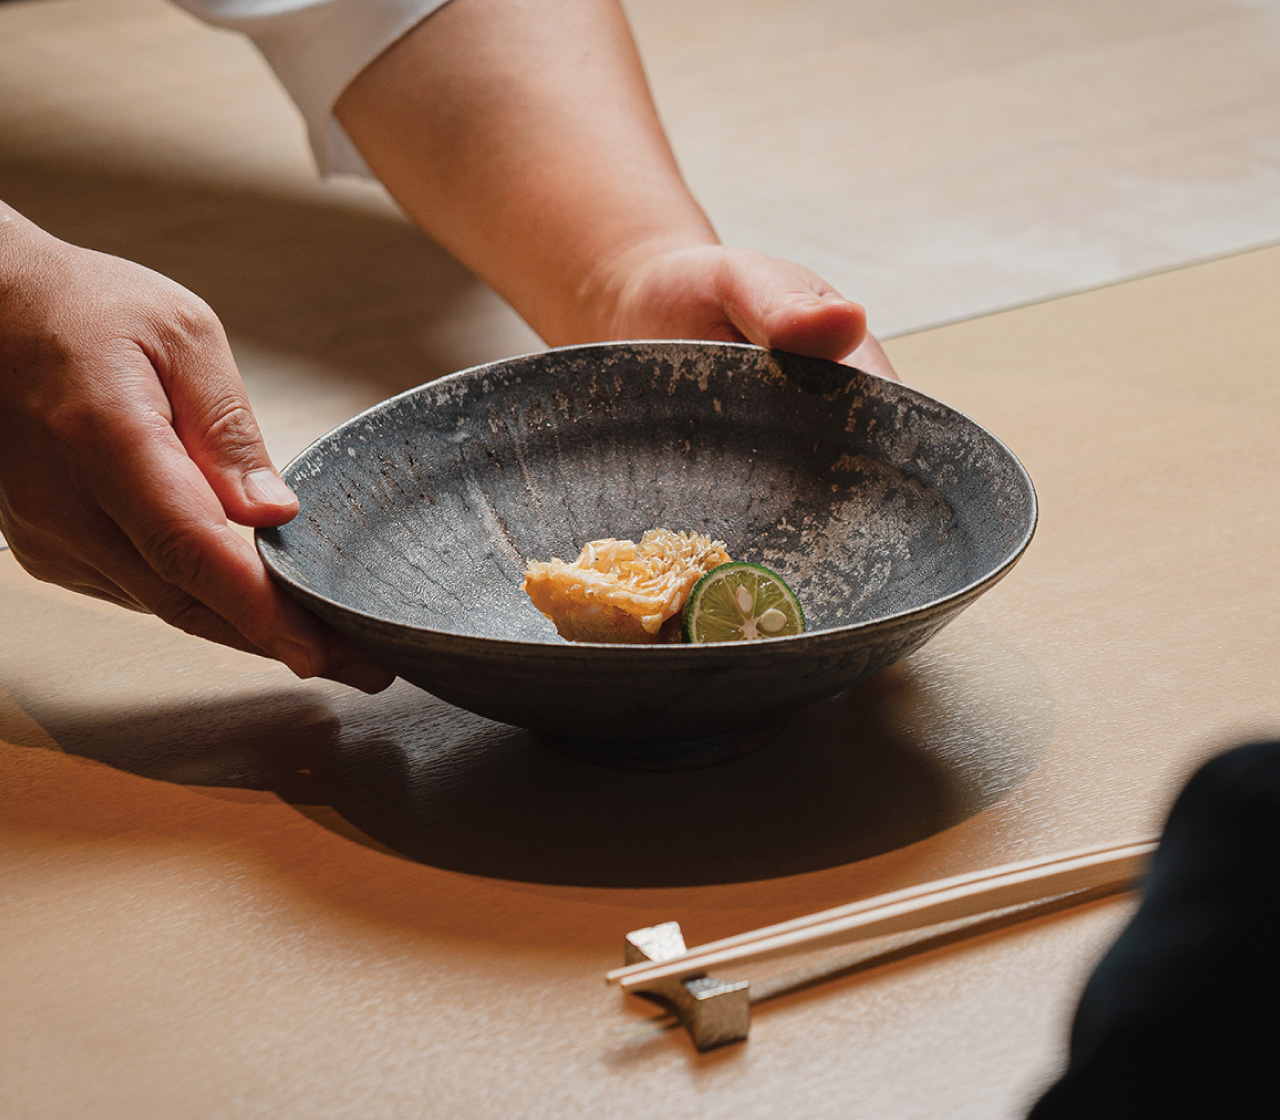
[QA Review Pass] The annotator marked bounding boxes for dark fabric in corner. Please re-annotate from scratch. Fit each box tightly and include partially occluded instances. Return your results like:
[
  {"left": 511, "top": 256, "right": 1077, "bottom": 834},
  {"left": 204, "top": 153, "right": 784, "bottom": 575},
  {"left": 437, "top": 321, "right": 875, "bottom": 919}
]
[{"left": 1030, "top": 740, "right": 1280, "bottom": 1119}]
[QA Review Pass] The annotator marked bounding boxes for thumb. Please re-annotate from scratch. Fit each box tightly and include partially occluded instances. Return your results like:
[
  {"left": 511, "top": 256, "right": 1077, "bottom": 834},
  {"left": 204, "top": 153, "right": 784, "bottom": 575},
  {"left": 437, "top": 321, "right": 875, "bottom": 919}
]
[
  {"left": 717, "top": 249, "right": 868, "bottom": 361},
  {"left": 154, "top": 301, "right": 299, "bottom": 528}
]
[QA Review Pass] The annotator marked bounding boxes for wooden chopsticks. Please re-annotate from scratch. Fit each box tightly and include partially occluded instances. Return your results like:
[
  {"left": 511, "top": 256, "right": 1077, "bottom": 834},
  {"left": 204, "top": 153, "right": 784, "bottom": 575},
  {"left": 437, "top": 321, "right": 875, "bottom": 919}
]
[{"left": 607, "top": 837, "right": 1157, "bottom": 993}]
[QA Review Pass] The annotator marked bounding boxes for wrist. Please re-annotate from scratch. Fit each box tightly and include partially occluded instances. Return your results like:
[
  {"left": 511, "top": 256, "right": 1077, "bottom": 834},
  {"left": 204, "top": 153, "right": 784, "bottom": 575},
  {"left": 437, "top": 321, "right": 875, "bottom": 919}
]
[
  {"left": 0, "top": 202, "right": 32, "bottom": 279},
  {"left": 0, "top": 200, "right": 40, "bottom": 255},
  {"left": 0, "top": 203, "right": 64, "bottom": 294},
  {"left": 569, "top": 231, "right": 720, "bottom": 345}
]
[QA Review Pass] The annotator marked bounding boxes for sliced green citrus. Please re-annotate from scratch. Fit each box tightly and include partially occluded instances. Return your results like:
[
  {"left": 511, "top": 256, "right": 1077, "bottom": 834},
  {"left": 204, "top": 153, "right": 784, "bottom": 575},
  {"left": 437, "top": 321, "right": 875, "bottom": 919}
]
[{"left": 682, "top": 561, "right": 805, "bottom": 644}]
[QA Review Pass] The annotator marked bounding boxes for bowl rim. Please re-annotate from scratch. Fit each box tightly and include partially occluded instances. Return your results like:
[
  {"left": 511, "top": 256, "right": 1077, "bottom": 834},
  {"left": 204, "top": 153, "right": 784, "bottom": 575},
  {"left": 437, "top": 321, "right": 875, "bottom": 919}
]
[{"left": 256, "top": 340, "right": 1038, "bottom": 656}]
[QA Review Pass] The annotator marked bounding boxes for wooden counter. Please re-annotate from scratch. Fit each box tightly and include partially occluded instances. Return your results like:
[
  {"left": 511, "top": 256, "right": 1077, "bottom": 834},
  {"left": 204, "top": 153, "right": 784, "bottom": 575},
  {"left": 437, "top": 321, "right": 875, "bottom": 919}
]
[
  {"left": 2, "top": 1, "right": 1279, "bottom": 1117},
  {"left": 6, "top": 238, "right": 1279, "bottom": 1120}
]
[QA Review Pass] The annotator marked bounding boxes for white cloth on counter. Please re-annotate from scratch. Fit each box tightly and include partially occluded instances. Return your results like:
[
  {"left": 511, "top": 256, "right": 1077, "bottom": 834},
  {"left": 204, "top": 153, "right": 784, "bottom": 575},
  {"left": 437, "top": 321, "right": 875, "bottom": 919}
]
[{"left": 171, "top": 0, "right": 454, "bottom": 175}]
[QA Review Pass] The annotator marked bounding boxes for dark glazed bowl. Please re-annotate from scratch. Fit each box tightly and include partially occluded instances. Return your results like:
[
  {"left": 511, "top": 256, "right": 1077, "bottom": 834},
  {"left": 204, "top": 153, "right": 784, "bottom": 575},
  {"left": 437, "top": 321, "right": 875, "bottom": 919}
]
[{"left": 257, "top": 342, "right": 1035, "bottom": 755}]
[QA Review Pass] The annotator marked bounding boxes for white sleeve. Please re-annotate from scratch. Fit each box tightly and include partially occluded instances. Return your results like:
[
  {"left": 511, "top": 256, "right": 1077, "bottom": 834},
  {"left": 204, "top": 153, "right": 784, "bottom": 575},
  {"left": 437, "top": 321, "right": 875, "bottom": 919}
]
[{"left": 172, "top": 0, "right": 454, "bottom": 176}]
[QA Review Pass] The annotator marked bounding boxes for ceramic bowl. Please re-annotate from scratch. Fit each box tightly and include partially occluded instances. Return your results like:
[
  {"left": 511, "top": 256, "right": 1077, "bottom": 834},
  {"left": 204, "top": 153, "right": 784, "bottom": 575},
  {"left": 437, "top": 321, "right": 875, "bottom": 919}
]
[{"left": 257, "top": 342, "right": 1035, "bottom": 759}]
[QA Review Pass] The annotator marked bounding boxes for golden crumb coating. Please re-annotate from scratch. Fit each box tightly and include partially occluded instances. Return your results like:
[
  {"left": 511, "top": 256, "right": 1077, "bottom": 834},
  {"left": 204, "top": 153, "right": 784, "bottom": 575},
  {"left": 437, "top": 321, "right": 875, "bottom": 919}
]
[{"left": 523, "top": 529, "right": 731, "bottom": 643}]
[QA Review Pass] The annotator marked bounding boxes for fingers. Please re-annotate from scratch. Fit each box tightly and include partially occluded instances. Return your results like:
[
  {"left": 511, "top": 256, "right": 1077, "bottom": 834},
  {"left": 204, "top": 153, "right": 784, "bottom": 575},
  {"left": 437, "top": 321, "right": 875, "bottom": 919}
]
[
  {"left": 713, "top": 248, "right": 868, "bottom": 361},
  {"left": 17, "top": 496, "right": 395, "bottom": 690},
  {"left": 148, "top": 300, "right": 300, "bottom": 529},
  {"left": 82, "top": 368, "right": 393, "bottom": 690},
  {"left": 614, "top": 243, "right": 870, "bottom": 359},
  {"left": 321, "top": 633, "right": 399, "bottom": 694},
  {"left": 843, "top": 332, "right": 901, "bottom": 382},
  {"left": 705, "top": 247, "right": 899, "bottom": 378},
  {"left": 82, "top": 490, "right": 395, "bottom": 690},
  {"left": 143, "top": 307, "right": 395, "bottom": 688},
  {"left": 75, "top": 447, "right": 320, "bottom": 671}
]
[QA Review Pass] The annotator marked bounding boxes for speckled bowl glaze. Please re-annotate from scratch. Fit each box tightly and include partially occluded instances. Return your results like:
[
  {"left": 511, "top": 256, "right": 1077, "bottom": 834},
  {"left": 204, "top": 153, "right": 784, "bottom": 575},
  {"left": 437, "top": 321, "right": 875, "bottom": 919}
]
[{"left": 257, "top": 342, "right": 1036, "bottom": 756}]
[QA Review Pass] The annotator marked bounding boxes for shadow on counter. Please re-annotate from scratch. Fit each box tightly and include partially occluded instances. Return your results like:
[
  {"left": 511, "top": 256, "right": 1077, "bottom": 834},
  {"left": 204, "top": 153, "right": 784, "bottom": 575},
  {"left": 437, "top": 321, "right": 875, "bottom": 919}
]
[{"left": 6, "top": 592, "right": 1053, "bottom": 889}]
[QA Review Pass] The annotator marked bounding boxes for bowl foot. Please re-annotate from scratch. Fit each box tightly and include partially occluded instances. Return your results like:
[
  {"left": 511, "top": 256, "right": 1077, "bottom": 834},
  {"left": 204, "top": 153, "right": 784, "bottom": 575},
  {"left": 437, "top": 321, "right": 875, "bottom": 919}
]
[{"left": 537, "top": 715, "right": 787, "bottom": 770}]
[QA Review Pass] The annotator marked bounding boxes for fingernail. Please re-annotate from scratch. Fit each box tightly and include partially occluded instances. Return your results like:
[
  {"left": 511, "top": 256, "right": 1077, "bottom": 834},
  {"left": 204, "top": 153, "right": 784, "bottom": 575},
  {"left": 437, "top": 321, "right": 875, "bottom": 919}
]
[
  {"left": 245, "top": 468, "right": 296, "bottom": 507},
  {"left": 336, "top": 662, "right": 396, "bottom": 695},
  {"left": 273, "top": 639, "right": 317, "bottom": 679}
]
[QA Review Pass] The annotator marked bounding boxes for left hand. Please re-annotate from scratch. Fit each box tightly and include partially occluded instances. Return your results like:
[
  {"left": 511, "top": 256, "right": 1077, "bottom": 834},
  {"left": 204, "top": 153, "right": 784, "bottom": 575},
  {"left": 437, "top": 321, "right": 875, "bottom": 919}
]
[{"left": 594, "top": 242, "right": 898, "bottom": 379}]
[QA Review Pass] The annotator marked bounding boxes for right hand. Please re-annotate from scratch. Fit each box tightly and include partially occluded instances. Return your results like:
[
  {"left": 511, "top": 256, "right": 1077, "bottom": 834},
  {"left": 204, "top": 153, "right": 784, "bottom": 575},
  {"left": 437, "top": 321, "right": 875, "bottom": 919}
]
[{"left": 0, "top": 207, "right": 393, "bottom": 693}]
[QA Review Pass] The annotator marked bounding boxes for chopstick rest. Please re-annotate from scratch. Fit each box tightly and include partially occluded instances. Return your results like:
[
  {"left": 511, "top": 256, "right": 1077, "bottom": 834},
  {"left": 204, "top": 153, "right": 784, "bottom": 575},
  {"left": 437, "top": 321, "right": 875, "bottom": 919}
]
[
  {"left": 621, "top": 922, "right": 751, "bottom": 1052},
  {"left": 610, "top": 837, "right": 1156, "bottom": 1051}
]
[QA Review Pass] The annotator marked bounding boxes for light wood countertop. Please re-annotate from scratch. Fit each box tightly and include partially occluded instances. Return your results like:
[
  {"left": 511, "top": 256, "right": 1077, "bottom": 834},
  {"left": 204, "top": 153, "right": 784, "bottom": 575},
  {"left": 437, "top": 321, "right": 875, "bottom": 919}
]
[{"left": 2, "top": 2, "right": 1278, "bottom": 1117}]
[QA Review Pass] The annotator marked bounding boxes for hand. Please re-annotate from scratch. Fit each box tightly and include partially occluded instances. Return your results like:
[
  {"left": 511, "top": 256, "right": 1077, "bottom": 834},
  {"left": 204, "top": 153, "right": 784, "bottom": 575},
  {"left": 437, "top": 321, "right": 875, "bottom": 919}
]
[
  {"left": 592, "top": 242, "right": 899, "bottom": 380},
  {"left": 0, "top": 207, "right": 393, "bottom": 693}
]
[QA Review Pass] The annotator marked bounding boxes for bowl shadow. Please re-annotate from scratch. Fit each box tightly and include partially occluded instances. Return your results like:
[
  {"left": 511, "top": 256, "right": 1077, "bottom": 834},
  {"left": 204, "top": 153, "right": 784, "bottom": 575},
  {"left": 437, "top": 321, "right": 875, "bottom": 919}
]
[
  {"left": 311, "top": 620, "right": 1051, "bottom": 886},
  {"left": 314, "top": 683, "right": 971, "bottom": 887},
  {"left": 16, "top": 618, "right": 1051, "bottom": 888}
]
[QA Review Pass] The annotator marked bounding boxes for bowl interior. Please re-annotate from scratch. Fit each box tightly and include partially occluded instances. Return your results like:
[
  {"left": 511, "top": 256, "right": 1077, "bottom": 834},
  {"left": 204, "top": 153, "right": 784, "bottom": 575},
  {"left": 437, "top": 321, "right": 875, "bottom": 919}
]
[{"left": 262, "top": 342, "right": 1032, "bottom": 648}]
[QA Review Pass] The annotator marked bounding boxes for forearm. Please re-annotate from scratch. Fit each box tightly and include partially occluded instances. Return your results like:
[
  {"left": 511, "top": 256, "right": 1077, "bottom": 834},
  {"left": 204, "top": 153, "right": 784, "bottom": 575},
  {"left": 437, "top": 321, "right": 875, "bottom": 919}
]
[{"left": 334, "top": 0, "right": 717, "bottom": 345}]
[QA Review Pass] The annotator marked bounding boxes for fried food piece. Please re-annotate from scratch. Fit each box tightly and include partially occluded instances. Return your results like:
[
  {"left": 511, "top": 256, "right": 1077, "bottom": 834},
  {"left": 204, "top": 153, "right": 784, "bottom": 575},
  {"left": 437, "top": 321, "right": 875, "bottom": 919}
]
[{"left": 523, "top": 529, "right": 731, "bottom": 643}]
